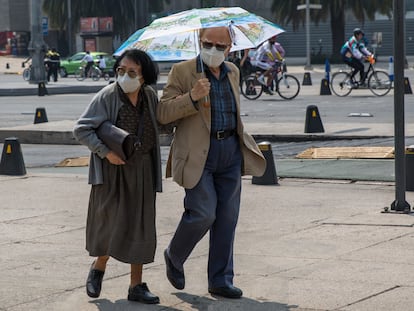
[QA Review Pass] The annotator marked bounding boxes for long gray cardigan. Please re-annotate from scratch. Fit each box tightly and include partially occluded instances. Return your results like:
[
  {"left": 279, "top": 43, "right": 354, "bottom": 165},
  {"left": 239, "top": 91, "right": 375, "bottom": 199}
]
[{"left": 73, "top": 82, "right": 162, "bottom": 192}]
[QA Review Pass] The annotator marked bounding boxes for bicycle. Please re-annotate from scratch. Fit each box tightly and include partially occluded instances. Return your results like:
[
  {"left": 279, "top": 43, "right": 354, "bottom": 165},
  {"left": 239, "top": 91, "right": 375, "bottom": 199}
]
[
  {"left": 240, "top": 60, "right": 300, "bottom": 100},
  {"left": 330, "top": 55, "right": 392, "bottom": 97},
  {"left": 75, "top": 63, "right": 109, "bottom": 81},
  {"left": 22, "top": 62, "right": 50, "bottom": 81}
]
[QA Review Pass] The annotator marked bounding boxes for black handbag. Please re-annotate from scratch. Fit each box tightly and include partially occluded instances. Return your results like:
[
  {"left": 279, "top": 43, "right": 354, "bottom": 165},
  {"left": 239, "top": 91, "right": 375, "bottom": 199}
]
[{"left": 96, "top": 120, "right": 131, "bottom": 161}]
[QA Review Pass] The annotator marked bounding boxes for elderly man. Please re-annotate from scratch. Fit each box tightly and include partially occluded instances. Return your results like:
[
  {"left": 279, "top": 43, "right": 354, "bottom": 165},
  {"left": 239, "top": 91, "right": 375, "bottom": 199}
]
[{"left": 157, "top": 26, "right": 266, "bottom": 299}]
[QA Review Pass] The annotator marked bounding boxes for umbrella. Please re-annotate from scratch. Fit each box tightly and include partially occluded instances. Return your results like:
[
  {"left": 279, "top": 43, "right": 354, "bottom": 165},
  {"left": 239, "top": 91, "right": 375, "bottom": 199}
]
[{"left": 114, "top": 7, "right": 285, "bottom": 60}]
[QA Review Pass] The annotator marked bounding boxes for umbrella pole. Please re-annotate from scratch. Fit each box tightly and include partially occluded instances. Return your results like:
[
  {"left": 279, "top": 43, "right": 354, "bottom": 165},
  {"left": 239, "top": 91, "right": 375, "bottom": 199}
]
[{"left": 195, "top": 31, "right": 209, "bottom": 105}]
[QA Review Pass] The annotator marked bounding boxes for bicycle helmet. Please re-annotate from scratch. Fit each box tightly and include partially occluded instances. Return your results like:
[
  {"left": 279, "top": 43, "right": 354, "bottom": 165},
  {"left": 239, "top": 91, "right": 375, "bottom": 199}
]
[{"left": 353, "top": 28, "right": 364, "bottom": 36}]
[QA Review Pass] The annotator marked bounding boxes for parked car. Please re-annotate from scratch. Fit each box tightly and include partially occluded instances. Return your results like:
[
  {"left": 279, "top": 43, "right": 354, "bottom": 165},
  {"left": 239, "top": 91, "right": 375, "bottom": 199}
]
[{"left": 59, "top": 52, "right": 115, "bottom": 77}]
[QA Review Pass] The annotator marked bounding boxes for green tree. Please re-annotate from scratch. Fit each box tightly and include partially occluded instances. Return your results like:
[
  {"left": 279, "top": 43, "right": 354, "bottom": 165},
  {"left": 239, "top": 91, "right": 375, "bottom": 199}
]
[
  {"left": 271, "top": 0, "right": 392, "bottom": 59},
  {"left": 42, "top": 0, "right": 170, "bottom": 54}
]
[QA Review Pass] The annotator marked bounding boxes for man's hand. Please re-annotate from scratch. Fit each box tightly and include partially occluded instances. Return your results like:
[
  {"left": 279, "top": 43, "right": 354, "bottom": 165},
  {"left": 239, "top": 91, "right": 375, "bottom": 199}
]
[
  {"left": 106, "top": 150, "right": 125, "bottom": 165},
  {"left": 190, "top": 78, "right": 210, "bottom": 101}
]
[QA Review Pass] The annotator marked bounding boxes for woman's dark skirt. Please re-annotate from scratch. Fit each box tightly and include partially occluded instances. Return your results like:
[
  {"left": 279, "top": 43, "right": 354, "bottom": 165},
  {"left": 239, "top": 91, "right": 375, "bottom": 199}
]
[{"left": 86, "top": 152, "right": 156, "bottom": 264}]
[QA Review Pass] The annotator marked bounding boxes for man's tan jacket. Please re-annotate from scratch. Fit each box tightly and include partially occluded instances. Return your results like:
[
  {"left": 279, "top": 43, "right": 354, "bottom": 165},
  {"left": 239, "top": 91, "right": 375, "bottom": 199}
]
[{"left": 158, "top": 58, "right": 266, "bottom": 189}]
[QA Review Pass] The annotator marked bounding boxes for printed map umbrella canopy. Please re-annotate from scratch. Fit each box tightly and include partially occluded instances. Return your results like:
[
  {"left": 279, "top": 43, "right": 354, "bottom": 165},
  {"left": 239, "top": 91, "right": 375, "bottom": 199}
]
[{"left": 114, "top": 7, "right": 285, "bottom": 61}]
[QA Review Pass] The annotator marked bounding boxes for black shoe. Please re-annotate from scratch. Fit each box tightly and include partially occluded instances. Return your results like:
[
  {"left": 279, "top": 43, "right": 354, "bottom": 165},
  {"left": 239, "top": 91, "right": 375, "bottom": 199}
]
[
  {"left": 164, "top": 249, "right": 185, "bottom": 290},
  {"left": 86, "top": 262, "right": 105, "bottom": 298},
  {"left": 208, "top": 285, "right": 243, "bottom": 299},
  {"left": 128, "top": 283, "right": 160, "bottom": 304}
]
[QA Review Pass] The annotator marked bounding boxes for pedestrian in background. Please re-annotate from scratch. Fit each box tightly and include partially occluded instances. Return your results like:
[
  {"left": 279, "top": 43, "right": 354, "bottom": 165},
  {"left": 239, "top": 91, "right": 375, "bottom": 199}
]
[
  {"left": 73, "top": 49, "right": 162, "bottom": 304},
  {"left": 158, "top": 26, "right": 266, "bottom": 299},
  {"left": 98, "top": 55, "right": 106, "bottom": 73},
  {"left": 46, "top": 48, "right": 60, "bottom": 82}
]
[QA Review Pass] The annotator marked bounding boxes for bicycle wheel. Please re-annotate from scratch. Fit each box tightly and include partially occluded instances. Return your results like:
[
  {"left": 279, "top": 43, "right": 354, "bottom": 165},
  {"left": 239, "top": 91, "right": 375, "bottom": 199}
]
[
  {"left": 368, "top": 70, "right": 392, "bottom": 96},
  {"left": 91, "top": 68, "right": 100, "bottom": 81},
  {"left": 276, "top": 74, "right": 300, "bottom": 100},
  {"left": 330, "top": 71, "right": 353, "bottom": 97},
  {"left": 75, "top": 67, "right": 85, "bottom": 81},
  {"left": 240, "top": 74, "right": 263, "bottom": 100},
  {"left": 22, "top": 68, "right": 30, "bottom": 81}
]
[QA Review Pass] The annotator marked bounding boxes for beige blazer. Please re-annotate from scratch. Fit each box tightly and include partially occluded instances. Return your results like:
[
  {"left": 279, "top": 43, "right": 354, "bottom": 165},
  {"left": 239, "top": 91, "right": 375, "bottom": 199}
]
[{"left": 157, "top": 58, "right": 266, "bottom": 189}]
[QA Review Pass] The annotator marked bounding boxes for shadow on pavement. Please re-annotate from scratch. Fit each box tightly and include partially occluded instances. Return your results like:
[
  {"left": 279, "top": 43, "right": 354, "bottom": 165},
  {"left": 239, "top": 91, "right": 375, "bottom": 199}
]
[
  {"left": 174, "top": 292, "right": 296, "bottom": 311},
  {"left": 89, "top": 298, "right": 181, "bottom": 310}
]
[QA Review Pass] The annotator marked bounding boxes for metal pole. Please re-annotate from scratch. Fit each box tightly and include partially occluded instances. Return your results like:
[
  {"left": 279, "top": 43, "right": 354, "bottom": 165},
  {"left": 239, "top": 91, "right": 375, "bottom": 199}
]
[
  {"left": 135, "top": 0, "right": 138, "bottom": 30},
  {"left": 28, "top": 0, "right": 47, "bottom": 84},
  {"left": 305, "top": 0, "right": 312, "bottom": 70},
  {"left": 67, "top": 0, "right": 72, "bottom": 55},
  {"left": 390, "top": 0, "right": 410, "bottom": 212}
]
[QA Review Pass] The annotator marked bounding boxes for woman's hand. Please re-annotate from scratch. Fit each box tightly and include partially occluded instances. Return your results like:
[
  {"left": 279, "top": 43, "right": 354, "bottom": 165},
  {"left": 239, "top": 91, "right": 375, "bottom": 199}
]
[{"left": 106, "top": 150, "right": 125, "bottom": 165}]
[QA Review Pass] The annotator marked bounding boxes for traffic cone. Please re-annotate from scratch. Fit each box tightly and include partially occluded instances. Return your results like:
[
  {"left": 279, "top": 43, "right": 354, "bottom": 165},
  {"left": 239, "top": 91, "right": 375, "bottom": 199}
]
[
  {"left": 319, "top": 78, "right": 331, "bottom": 95},
  {"left": 38, "top": 82, "right": 48, "bottom": 96},
  {"left": 388, "top": 56, "right": 394, "bottom": 82},
  {"left": 404, "top": 77, "right": 413, "bottom": 94},
  {"left": 34, "top": 107, "right": 48, "bottom": 124},
  {"left": 302, "top": 72, "right": 312, "bottom": 85},
  {"left": 252, "top": 141, "right": 279, "bottom": 185},
  {"left": 305, "top": 105, "right": 324, "bottom": 133},
  {"left": 0, "top": 137, "right": 26, "bottom": 176}
]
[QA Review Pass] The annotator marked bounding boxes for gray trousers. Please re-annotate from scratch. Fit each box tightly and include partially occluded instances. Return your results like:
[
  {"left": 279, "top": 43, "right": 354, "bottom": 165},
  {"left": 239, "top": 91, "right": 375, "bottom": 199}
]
[{"left": 168, "top": 135, "right": 242, "bottom": 288}]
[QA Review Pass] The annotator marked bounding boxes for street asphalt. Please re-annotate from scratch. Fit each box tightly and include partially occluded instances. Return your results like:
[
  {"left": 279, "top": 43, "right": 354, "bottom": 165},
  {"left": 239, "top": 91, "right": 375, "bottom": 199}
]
[{"left": 1, "top": 55, "right": 414, "bottom": 310}]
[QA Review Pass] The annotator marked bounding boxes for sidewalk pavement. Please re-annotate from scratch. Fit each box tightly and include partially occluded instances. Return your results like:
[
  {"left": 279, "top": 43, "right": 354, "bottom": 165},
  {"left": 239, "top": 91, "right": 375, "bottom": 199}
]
[
  {"left": 2, "top": 169, "right": 414, "bottom": 311},
  {"left": 2, "top": 55, "right": 414, "bottom": 310}
]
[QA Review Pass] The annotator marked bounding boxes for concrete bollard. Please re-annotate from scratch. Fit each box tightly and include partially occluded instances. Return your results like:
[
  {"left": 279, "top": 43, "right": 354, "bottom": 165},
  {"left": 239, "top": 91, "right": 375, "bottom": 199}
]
[
  {"left": 0, "top": 137, "right": 26, "bottom": 176},
  {"left": 38, "top": 82, "right": 48, "bottom": 96},
  {"left": 34, "top": 107, "right": 48, "bottom": 124},
  {"left": 302, "top": 72, "right": 312, "bottom": 85},
  {"left": 252, "top": 142, "right": 279, "bottom": 185},
  {"left": 406, "top": 146, "right": 414, "bottom": 191},
  {"left": 320, "top": 78, "right": 331, "bottom": 95},
  {"left": 304, "top": 105, "right": 324, "bottom": 133}
]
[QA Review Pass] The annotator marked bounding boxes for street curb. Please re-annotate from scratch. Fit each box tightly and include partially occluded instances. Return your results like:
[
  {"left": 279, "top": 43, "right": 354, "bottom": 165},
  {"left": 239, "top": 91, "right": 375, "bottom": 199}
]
[
  {"left": 0, "top": 85, "right": 106, "bottom": 96},
  {"left": 0, "top": 129, "right": 392, "bottom": 146},
  {"left": 253, "top": 134, "right": 394, "bottom": 142},
  {"left": 0, "top": 83, "right": 166, "bottom": 96}
]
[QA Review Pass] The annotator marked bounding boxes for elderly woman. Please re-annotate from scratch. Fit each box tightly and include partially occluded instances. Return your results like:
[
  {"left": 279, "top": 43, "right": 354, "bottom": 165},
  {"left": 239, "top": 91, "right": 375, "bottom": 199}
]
[{"left": 73, "top": 49, "right": 162, "bottom": 304}]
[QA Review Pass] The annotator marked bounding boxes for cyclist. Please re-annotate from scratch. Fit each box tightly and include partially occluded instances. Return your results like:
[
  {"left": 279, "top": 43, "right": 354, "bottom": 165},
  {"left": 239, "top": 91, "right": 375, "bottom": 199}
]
[
  {"left": 81, "top": 51, "right": 95, "bottom": 77},
  {"left": 340, "top": 28, "right": 373, "bottom": 87},
  {"left": 251, "top": 35, "right": 285, "bottom": 94}
]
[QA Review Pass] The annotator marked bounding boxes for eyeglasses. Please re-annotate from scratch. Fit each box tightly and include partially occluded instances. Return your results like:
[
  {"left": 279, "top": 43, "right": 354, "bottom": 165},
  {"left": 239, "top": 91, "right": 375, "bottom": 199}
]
[
  {"left": 116, "top": 67, "right": 140, "bottom": 79},
  {"left": 201, "top": 41, "right": 230, "bottom": 52}
]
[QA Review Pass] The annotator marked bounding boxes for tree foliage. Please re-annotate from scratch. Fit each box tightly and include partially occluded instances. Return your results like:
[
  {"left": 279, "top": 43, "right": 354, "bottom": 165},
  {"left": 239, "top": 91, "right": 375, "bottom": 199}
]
[
  {"left": 271, "top": 0, "right": 392, "bottom": 57},
  {"left": 42, "top": 0, "right": 170, "bottom": 39}
]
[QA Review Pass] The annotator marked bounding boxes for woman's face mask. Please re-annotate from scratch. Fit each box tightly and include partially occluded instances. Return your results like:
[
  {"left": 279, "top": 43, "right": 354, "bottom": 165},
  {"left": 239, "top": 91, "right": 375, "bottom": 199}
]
[
  {"left": 200, "top": 46, "right": 226, "bottom": 68},
  {"left": 117, "top": 73, "right": 142, "bottom": 93}
]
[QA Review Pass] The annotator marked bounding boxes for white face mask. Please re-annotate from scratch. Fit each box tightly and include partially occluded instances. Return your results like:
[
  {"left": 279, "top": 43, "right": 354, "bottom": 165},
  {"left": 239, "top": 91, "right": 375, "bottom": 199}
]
[
  {"left": 117, "top": 74, "right": 141, "bottom": 93},
  {"left": 201, "top": 47, "right": 225, "bottom": 68}
]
